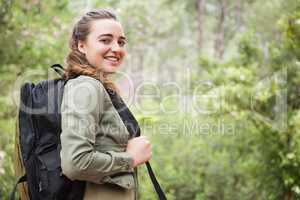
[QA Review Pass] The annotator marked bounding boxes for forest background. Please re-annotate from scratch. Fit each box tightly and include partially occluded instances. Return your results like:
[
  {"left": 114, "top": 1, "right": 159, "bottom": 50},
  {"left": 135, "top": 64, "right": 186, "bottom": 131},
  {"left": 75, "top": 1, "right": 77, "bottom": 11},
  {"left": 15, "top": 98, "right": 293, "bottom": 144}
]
[{"left": 0, "top": 0, "right": 300, "bottom": 200}]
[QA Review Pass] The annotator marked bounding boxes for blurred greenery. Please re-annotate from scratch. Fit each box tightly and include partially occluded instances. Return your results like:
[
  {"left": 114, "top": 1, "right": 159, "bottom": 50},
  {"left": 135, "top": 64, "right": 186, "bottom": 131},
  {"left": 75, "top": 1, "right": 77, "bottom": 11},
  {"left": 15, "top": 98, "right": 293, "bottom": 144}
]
[{"left": 0, "top": 0, "right": 299, "bottom": 199}]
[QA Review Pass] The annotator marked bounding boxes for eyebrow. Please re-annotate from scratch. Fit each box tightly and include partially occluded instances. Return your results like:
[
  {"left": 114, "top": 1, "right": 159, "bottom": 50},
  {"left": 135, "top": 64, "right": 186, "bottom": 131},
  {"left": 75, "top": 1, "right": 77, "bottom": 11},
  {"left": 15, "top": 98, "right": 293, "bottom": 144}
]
[{"left": 97, "top": 34, "right": 126, "bottom": 40}]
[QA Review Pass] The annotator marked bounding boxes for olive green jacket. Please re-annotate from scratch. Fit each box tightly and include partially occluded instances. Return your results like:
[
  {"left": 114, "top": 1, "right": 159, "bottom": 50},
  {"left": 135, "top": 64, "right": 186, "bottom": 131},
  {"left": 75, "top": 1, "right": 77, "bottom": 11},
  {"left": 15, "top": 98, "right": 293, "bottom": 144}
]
[{"left": 60, "top": 75, "right": 138, "bottom": 200}]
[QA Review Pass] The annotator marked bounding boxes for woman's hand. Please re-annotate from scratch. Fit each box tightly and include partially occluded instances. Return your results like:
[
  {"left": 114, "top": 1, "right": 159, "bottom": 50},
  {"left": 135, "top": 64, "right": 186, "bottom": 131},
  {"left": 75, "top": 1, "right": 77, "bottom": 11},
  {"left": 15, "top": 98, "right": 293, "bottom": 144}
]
[{"left": 126, "top": 136, "right": 152, "bottom": 167}]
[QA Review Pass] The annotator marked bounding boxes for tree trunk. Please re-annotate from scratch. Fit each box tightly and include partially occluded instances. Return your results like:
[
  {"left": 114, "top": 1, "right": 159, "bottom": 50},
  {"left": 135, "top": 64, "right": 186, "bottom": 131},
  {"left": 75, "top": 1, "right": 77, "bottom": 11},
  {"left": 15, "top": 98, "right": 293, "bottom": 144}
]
[
  {"left": 196, "top": 0, "right": 206, "bottom": 53},
  {"left": 284, "top": 189, "right": 293, "bottom": 200},
  {"left": 235, "top": 0, "right": 243, "bottom": 31},
  {"left": 214, "top": 0, "right": 227, "bottom": 59}
]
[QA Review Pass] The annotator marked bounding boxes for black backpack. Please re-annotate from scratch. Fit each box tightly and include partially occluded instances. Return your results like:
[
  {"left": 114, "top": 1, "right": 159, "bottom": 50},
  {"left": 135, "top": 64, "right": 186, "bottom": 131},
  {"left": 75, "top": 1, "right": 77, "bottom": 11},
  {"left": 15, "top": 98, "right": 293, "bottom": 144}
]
[{"left": 10, "top": 64, "right": 167, "bottom": 200}]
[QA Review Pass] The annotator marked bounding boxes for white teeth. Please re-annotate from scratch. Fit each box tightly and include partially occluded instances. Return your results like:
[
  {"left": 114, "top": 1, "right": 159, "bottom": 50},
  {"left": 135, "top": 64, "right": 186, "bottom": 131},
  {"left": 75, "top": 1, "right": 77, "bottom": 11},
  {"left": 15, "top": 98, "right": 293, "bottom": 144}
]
[{"left": 105, "top": 56, "right": 118, "bottom": 61}]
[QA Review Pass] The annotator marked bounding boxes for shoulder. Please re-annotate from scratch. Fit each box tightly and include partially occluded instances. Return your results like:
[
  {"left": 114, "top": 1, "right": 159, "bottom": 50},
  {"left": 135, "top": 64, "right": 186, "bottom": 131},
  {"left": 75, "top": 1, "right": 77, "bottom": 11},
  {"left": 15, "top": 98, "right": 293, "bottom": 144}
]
[
  {"left": 62, "top": 75, "right": 107, "bottom": 109},
  {"left": 64, "top": 75, "right": 108, "bottom": 99},
  {"left": 65, "top": 75, "right": 105, "bottom": 91}
]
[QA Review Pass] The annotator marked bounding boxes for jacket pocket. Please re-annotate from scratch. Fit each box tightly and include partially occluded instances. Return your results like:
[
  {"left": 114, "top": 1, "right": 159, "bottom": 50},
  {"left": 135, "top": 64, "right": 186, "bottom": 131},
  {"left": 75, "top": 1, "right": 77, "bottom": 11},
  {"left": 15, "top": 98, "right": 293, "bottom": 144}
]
[{"left": 102, "top": 172, "right": 135, "bottom": 190}]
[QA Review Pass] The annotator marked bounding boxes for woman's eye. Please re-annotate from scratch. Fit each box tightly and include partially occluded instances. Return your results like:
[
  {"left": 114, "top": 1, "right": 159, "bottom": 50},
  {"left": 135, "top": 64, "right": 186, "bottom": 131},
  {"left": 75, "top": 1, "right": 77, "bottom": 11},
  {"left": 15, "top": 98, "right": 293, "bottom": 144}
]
[
  {"left": 99, "top": 39, "right": 111, "bottom": 44},
  {"left": 118, "top": 40, "right": 126, "bottom": 47}
]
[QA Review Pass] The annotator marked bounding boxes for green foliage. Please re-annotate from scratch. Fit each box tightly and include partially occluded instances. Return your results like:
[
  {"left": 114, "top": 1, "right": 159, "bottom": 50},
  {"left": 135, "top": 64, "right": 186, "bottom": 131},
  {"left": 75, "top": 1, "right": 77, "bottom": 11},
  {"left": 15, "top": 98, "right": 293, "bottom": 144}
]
[{"left": 1, "top": 0, "right": 300, "bottom": 200}]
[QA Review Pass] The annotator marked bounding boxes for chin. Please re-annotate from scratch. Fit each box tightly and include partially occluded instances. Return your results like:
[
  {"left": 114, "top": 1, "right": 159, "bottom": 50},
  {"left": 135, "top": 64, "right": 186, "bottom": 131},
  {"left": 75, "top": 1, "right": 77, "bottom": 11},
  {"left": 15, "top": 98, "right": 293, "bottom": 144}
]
[
  {"left": 101, "top": 64, "right": 120, "bottom": 75},
  {"left": 104, "top": 69, "right": 118, "bottom": 75},
  {"left": 106, "top": 71, "right": 116, "bottom": 75},
  {"left": 108, "top": 66, "right": 120, "bottom": 72}
]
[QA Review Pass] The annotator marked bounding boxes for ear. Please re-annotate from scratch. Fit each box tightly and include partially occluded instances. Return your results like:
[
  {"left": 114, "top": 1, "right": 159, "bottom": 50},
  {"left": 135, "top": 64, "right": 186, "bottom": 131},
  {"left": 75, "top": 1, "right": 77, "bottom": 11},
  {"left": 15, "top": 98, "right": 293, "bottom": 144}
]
[{"left": 78, "top": 40, "right": 87, "bottom": 54}]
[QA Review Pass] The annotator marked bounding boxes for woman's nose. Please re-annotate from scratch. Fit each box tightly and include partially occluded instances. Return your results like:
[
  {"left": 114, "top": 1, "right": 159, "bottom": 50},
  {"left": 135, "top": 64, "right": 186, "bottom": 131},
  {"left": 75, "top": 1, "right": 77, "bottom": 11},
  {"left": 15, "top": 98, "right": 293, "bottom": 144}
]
[{"left": 111, "top": 41, "right": 121, "bottom": 52}]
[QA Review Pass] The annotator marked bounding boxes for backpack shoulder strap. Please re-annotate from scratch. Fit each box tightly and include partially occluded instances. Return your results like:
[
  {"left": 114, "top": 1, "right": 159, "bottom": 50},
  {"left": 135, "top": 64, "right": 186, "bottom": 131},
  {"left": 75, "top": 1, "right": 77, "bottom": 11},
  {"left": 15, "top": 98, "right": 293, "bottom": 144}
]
[
  {"left": 9, "top": 174, "right": 27, "bottom": 200},
  {"left": 105, "top": 88, "right": 167, "bottom": 200},
  {"left": 13, "top": 111, "right": 30, "bottom": 200},
  {"left": 51, "top": 64, "right": 65, "bottom": 78},
  {"left": 145, "top": 162, "right": 167, "bottom": 200}
]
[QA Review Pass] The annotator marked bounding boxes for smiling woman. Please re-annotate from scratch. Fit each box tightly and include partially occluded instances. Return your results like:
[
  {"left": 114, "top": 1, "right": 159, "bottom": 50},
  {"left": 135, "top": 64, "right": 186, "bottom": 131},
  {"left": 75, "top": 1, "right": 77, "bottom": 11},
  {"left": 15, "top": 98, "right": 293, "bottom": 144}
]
[
  {"left": 76, "top": 19, "right": 127, "bottom": 74},
  {"left": 60, "top": 9, "right": 152, "bottom": 200},
  {"left": 64, "top": 10, "right": 128, "bottom": 91}
]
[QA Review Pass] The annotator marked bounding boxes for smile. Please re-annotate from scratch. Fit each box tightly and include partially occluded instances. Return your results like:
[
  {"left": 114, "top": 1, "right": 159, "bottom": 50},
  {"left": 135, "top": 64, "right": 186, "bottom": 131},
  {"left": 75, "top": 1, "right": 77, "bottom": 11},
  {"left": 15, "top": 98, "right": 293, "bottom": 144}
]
[{"left": 104, "top": 56, "right": 120, "bottom": 62}]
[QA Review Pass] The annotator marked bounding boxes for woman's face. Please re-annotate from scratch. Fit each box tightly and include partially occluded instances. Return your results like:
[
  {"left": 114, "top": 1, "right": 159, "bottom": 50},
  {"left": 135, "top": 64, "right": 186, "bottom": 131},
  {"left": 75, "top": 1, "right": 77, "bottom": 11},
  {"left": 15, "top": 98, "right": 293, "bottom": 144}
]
[{"left": 78, "top": 19, "right": 127, "bottom": 75}]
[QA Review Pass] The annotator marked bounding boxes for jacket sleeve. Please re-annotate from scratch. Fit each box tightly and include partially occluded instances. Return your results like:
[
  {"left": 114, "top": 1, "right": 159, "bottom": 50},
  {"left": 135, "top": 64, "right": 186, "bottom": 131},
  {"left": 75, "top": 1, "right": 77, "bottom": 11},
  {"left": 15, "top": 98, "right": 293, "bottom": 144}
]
[{"left": 60, "top": 77, "right": 134, "bottom": 184}]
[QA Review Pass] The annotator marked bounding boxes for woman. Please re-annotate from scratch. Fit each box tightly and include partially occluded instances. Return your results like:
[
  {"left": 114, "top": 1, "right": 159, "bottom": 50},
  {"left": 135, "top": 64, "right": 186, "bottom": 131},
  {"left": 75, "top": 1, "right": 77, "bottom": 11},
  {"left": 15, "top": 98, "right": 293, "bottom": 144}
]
[{"left": 60, "top": 9, "right": 152, "bottom": 200}]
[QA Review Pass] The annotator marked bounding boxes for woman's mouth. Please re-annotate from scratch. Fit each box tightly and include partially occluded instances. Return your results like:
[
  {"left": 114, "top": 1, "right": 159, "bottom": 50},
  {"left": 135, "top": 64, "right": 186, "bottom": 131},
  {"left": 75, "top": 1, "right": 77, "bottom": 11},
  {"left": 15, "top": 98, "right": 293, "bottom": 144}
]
[{"left": 104, "top": 56, "right": 120, "bottom": 66}]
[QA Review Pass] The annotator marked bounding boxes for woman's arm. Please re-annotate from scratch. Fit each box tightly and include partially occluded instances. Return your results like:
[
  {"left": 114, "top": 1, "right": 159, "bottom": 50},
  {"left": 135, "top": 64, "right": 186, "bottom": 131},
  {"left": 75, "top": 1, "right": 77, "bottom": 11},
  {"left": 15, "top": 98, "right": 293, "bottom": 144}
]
[{"left": 60, "top": 77, "right": 134, "bottom": 184}]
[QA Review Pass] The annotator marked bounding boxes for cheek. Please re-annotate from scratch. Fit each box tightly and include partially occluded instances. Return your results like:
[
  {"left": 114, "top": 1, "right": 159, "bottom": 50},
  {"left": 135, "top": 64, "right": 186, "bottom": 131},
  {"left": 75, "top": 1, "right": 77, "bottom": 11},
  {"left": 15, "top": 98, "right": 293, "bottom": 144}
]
[
  {"left": 87, "top": 47, "right": 107, "bottom": 61},
  {"left": 99, "top": 45, "right": 111, "bottom": 54},
  {"left": 91, "top": 42, "right": 110, "bottom": 55},
  {"left": 86, "top": 51, "right": 97, "bottom": 63},
  {"left": 120, "top": 49, "right": 127, "bottom": 59}
]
